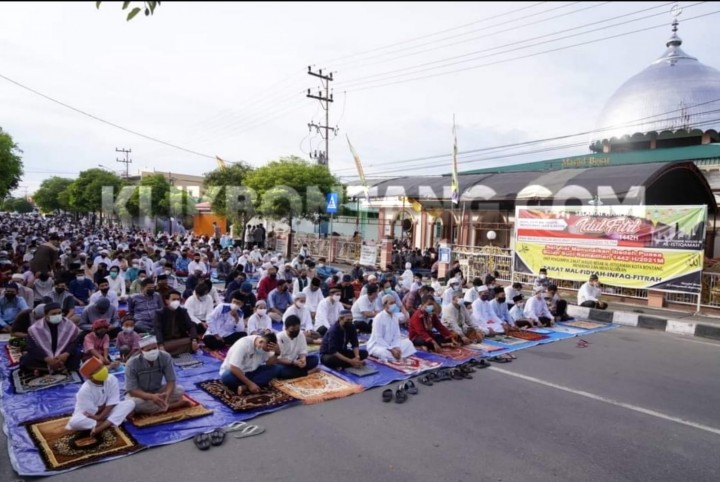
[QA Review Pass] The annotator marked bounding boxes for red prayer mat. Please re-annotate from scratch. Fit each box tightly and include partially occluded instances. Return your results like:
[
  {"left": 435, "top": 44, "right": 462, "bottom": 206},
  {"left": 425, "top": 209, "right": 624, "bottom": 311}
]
[
  {"left": 369, "top": 355, "right": 442, "bottom": 375},
  {"left": 436, "top": 346, "right": 481, "bottom": 361}
]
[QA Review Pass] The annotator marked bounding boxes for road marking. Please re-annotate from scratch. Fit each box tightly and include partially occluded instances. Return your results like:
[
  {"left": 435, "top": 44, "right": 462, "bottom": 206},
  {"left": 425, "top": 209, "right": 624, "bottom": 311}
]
[
  {"left": 674, "top": 337, "right": 720, "bottom": 347},
  {"left": 490, "top": 367, "right": 720, "bottom": 436}
]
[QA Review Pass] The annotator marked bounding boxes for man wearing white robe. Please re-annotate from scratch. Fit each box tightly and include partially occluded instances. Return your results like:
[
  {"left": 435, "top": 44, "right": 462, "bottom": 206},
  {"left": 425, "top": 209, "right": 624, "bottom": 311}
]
[
  {"left": 283, "top": 292, "right": 322, "bottom": 344},
  {"left": 471, "top": 286, "right": 506, "bottom": 336},
  {"left": 367, "top": 294, "right": 416, "bottom": 362},
  {"left": 314, "top": 288, "right": 343, "bottom": 335}
]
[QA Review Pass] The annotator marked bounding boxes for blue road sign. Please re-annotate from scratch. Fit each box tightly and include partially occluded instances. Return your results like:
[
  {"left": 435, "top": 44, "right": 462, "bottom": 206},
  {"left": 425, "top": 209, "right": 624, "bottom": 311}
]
[{"left": 326, "top": 192, "right": 339, "bottom": 214}]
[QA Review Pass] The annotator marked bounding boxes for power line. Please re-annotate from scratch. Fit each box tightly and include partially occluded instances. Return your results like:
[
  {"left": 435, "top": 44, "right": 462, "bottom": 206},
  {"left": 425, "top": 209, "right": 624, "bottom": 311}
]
[{"left": 306, "top": 67, "right": 336, "bottom": 169}]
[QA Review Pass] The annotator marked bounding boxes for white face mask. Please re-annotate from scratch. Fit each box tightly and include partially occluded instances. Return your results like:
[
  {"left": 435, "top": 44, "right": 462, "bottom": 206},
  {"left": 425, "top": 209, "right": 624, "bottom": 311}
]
[
  {"left": 122, "top": 327, "right": 135, "bottom": 334},
  {"left": 48, "top": 314, "right": 63, "bottom": 324},
  {"left": 296, "top": 301, "right": 306, "bottom": 308},
  {"left": 142, "top": 349, "right": 160, "bottom": 361},
  {"left": 169, "top": 300, "right": 181, "bottom": 310},
  {"left": 256, "top": 308, "right": 267, "bottom": 316},
  {"left": 332, "top": 294, "right": 341, "bottom": 302}
]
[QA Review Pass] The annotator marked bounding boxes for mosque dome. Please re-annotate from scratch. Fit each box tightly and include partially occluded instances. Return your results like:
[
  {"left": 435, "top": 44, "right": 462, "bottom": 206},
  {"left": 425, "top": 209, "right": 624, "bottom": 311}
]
[{"left": 589, "top": 19, "right": 720, "bottom": 152}]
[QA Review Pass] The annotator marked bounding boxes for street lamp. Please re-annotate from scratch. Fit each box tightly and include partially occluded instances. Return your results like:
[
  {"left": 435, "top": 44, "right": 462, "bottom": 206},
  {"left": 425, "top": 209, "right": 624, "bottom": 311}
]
[{"left": 487, "top": 230, "right": 497, "bottom": 246}]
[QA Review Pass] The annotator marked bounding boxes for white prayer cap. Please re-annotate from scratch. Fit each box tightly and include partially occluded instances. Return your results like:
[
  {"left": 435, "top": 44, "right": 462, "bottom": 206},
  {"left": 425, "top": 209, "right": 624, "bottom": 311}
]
[
  {"left": 11, "top": 273, "right": 24, "bottom": 281},
  {"left": 382, "top": 294, "right": 396, "bottom": 304},
  {"left": 405, "top": 262, "right": 412, "bottom": 269},
  {"left": 270, "top": 257, "right": 278, "bottom": 264},
  {"left": 368, "top": 274, "right": 377, "bottom": 281},
  {"left": 262, "top": 262, "right": 272, "bottom": 269},
  {"left": 293, "top": 292, "right": 307, "bottom": 300},
  {"left": 533, "top": 286, "right": 545, "bottom": 294},
  {"left": 139, "top": 335, "right": 158, "bottom": 348},
  {"left": 476, "top": 285, "right": 489, "bottom": 293}
]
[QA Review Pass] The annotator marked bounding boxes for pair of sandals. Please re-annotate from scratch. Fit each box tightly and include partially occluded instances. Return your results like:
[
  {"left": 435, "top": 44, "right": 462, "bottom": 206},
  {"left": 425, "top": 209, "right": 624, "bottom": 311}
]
[
  {"left": 382, "top": 380, "right": 418, "bottom": 403},
  {"left": 193, "top": 428, "right": 225, "bottom": 451},
  {"left": 467, "top": 358, "right": 492, "bottom": 369},
  {"left": 490, "top": 353, "right": 516, "bottom": 363}
]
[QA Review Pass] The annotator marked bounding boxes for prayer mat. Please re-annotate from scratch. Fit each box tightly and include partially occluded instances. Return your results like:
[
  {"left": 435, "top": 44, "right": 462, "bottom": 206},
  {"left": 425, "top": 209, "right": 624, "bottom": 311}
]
[
  {"left": 509, "top": 331, "right": 549, "bottom": 342},
  {"left": 436, "top": 346, "right": 481, "bottom": 361},
  {"left": 369, "top": 355, "right": 442, "bottom": 375},
  {"left": 12, "top": 369, "right": 83, "bottom": 395},
  {"left": 306, "top": 344, "right": 321, "bottom": 353},
  {"left": 271, "top": 371, "right": 363, "bottom": 405},
  {"left": 196, "top": 380, "right": 296, "bottom": 412},
  {"left": 172, "top": 353, "right": 204, "bottom": 369},
  {"left": 202, "top": 347, "right": 229, "bottom": 362},
  {"left": 560, "top": 320, "right": 609, "bottom": 330},
  {"left": 467, "top": 343, "right": 505, "bottom": 353},
  {"left": 24, "top": 414, "right": 143, "bottom": 471},
  {"left": 129, "top": 394, "right": 213, "bottom": 427},
  {"left": 5, "top": 343, "right": 22, "bottom": 366},
  {"left": 549, "top": 324, "right": 585, "bottom": 335},
  {"left": 489, "top": 336, "right": 529, "bottom": 346}
]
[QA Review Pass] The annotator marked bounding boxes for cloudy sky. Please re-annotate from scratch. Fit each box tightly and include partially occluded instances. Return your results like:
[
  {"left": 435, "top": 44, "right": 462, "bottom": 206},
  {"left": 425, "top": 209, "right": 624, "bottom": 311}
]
[{"left": 1, "top": 1, "right": 718, "bottom": 196}]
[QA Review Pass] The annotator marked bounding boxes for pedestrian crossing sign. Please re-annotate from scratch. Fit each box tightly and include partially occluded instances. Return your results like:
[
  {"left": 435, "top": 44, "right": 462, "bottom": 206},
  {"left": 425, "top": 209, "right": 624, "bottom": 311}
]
[{"left": 326, "top": 192, "right": 339, "bottom": 214}]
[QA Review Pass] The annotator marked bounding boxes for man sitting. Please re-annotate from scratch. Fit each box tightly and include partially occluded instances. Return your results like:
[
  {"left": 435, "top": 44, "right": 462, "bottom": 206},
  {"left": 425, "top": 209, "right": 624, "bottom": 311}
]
[
  {"left": 351, "top": 284, "right": 382, "bottom": 333},
  {"left": 154, "top": 290, "right": 198, "bottom": 356},
  {"left": 471, "top": 286, "right": 506, "bottom": 336},
  {"left": 303, "top": 277, "right": 325, "bottom": 318},
  {"left": 20, "top": 302, "right": 80, "bottom": 374},
  {"left": 524, "top": 287, "right": 553, "bottom": 327},
  {"left": 441, "top": 290, "right": 480, "bottom": 343},
  {"left": 320, "top": 309, "right": 368, "bottom": 370},
  {"left": 275, "top": 315, "right": 320, "bottom": 379},
  {"left": 220, "top": 332, "right": 281, "bottom": 395},
  {"left": 489, "top": 286, "right": 517, "bottom": 334},
  {"left": 408, "top": 294, "right": 460, "bottom": 352},
  {"left": 65, "top": 357, "right": 135, "bottom": 436},
  {"left": 283, "top": 291, "right": 322, "bottom": 344},
  {"left": 267, "top": 279, "right": 293, "bottom": 322},
  {"left": 88, "top": 279, "right": 119, "bottom": 310},
  {"left": 128, "top": 278, "right": 164, "bottom": 334},
  {"left": 578, "top": 274, "right": 608, "bottom": 310},
  {"left": 533, "top": 267, "right": 551, "bottom": 291},
  {"left": 546, "top": 284, "right": 571, "bottom": 321},
  {"left": 509, "top": 295, "right": 533, "bottom": 328},
  {"left": 315, "top": 288, "right": 343, "bottom": 336},
  {"left": 0, "top": 282, "right": 29, "bottom": 333},
  {"left": 368, "top": 295, "right": 416, "bottom": 362},
  {"left": 80, "top": 297, "right": 120, "bottom": 336},
  {"left": 203, "top": 291, "right": 247, "bottom": 350},
  {"left": 125, "top": 335, "right": 189, "bottom": 414}
]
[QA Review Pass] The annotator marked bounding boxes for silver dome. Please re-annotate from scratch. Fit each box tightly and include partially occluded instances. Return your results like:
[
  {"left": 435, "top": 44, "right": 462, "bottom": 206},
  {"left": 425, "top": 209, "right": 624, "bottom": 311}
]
[{"left": 590, "top": 28, "right": 720, "bottom": 151}]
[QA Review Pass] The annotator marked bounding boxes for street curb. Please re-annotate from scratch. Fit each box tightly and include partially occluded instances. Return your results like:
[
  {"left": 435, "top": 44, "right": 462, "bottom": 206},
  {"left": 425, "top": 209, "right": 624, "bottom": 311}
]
[{"left": 566, "top": 305, "right": 720, "bottom": 341}]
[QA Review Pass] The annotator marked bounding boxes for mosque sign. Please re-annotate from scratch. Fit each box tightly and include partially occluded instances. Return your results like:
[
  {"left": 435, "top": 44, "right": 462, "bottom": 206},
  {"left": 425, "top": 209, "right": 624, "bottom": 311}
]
[{"left": 513, "top": 205, "right": 707, "bottom": 293}]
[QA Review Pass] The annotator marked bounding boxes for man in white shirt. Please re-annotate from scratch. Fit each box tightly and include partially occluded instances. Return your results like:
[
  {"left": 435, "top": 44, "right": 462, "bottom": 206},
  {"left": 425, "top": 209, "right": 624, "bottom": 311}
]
[
  {"left": 443, "top": 278, "right": 462, "bottom": 305},
  {"left": 351, "top": 284, "right": 382, "bottom": 333},
  {"left": 203, "top": 291, "right": 247, "bottom": 350},
  {"left": 283, "top": 292, "right": 321, "bottom": 344},
  {"left": 463, "top": 278, "right": 484, "bottom": 304},
  {"left": 93, "top": 250, "right": 112, "bottom": 269},
  {"left": 489, "top": 286, "right": 516, "bottom": 333},
  {"left": 275, "top": 315, "right": 320, "bottom": 379},
  {"left": 302, "top": 278, "right": 324, "bottom": 318},
  {"left": 246, "top": 301, "right": 273, "bottom": 335},
  {"left": 368, "top": 295, "right": 416, "bottom": 362},
  {"left": 504, "top": 282, "right": 523, "bottom": 309},
  {"left": 442, "top": 290, "right": 479, "bottom": 343},
  {"left": 524, "top": 286, "right": 553, "bottom": 326},
  {"left": 509, "top": 294, "right": 533, "bottom": 328},
  {"left": 471, "top": 285, "right": 506, "bottom": 336},
  {"left": 578, "top": 274, "right": 608, "bottom": 309},
  {"left": 315, "top": 288, "right": 343, "bottom": 336},
  {"left": 106, "top": 265, "right": 127, "bottom": 301},
  {"left": 89, "top": 279, "right": 118, "bottom": 309},
  {"left": 187, "top": 254, "right": 207, "bottom": 277},
  {"left": 219, "top": 333, "right": 280, "bottom": 395},
  {"left": 184, "top": 285, "right": 214, "bottom": 334}
]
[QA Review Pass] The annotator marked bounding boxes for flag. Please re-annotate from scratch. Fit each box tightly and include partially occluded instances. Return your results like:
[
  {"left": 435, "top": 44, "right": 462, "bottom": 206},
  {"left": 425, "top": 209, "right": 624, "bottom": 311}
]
[
  {"left": 216, "top": 156, "right": 227, "bottom": 171},
  {"left": 346, "top": 135, "right": 370, "bottom": 203},
  {"left": 451, "top": 116, "right": 459, "bottom": 205}
]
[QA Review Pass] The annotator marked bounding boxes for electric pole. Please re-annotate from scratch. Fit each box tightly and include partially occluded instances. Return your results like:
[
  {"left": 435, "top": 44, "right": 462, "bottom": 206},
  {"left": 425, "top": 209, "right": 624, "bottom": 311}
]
[
  {"left": 116, "top": 148, "right": 132, "bottom": 178},
  {"left": 306, "top": 67, "right": 336, "bottom": 170}
]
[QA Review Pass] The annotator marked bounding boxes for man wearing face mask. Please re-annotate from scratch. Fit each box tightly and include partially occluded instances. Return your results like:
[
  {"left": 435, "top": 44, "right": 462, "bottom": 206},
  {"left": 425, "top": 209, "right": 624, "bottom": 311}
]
[
  {"left": 187, "top": 254, "right": 207, "bottom": 277},
  {"left": 509, "top": 294, "right": 533, "bottom": 328},
  {"left": 89, "top": 279, "right": 119, "bottom": 309},
  {"left": 256, "top": 266, "right": 279, "bottom": 301},
  {"left": 0, "top": 282, "right": 29, "bottom": 333},
  {"left": 533, "top": 268, "right": 551, "bottom": 291},
  {"left": 578, "top": 274, "right": 608, "bottom": 310},
  {"left": 314, "top": 288, "right": 343, "bottom": 336},
  {"left": 319, "top": 310, "right": 368, "bottom": 370},
  {"left": 106, "top": 265, "right": 127, "bottom": 301},
  {"left": 351, "top": 284, "right": 382, "bottom": 334},
  {"left": 184, "top": 284, "right": 214, "bottom": 333},
  {"left": 80, "top": 297, "right": 120, "bottom": 335},
  {"left": 379, "top": 277, "right": 409, "bottom": 323},
  {"left": 489, "top": 286, "right": 517, "bottom": 334},
  {"left": 128, "top": 278, "right": 164, "bottom": 334},
  {"left": 368, "top": 295, "right": 416, "bottom": 362},
  {"left": 33, "top": 271, "right": 54, "bottom": 301},
  {"left": 50, "top": 279, "right": 77, "bottom": 321},
  {"left": 471, "top": 285, "right": 507, "bottom": 336},
  {"left": 302, "top": 277, "right": 325, "bottom": 318},
  {"left": 267, "top": 279, "right": 293, "bottom": 322},
  {"left": 20, "top": 302, "right": 80, "bottom": 373},
  {"left": 276, "top": 315, "right": 320, "bottom": 379},
  {"left": 283, "top": 291, "right": 322, "bottom": 344},
  {"left": 442, "top": 279, "right": 462, "bottom": 306},
  {"left": 463, "top": 278, "right": 485, "bottom": 305},
  {"left": 203, "top": 291, "right": 247, "bottom": 350},
  {"left": 409, "top": 295, "right": 459, "bottom": 352},
  {"left": 524, "top": 287, "right": 553, "bottom": 327},
  {"left": 69, "top": 268, "right": 96, "bottom": 306},
  {"left": 246, "top": 300, "right": 273, "bottom": 335},
  {"left": 125, "top": 335, "right": 189, "bottom": 414},
  {"left": 154, "top": 290, "right": 198, "bottom": 356},
  {"left": 220, "top": 332, "right": 281, "bottom": 395},
  {"left": 442, "top": 290, "right": 480, "bottom": 344},
  {"left": 65, "top": 357, "right": 135, "bottom": 436}
]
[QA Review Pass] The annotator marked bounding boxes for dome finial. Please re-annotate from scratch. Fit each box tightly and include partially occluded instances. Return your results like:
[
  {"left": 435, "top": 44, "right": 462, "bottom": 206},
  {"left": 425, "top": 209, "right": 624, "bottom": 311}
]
[{"left": 667, "top": 3, "right": 683, "bottom": 47}]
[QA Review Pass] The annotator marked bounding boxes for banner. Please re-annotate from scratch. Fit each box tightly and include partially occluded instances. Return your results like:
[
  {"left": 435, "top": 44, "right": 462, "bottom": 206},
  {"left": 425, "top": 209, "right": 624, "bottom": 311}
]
[
  {"left": 359, "top": 244, "right": 378, "bottom": 266},
  {"left": 513, "top": 205, "right": 707, "bottom": 293}
]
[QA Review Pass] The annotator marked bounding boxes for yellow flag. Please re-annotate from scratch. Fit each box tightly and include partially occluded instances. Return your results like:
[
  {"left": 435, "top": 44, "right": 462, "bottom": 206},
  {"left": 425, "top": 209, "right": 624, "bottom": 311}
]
[{"left": 216, "top": 156, "right": 227, "bottom": 171}]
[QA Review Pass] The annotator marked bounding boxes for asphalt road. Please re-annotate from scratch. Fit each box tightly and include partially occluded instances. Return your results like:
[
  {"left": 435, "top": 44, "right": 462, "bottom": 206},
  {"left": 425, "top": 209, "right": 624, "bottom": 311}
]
[{"left": 2, "top": 326, "right": 719, "bottom": 482}]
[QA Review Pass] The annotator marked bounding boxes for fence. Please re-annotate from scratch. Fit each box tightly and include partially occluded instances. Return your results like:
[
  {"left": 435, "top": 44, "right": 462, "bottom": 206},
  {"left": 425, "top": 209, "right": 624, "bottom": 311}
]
[{"left": 289, "top": 233, "right": 382, "bottom": 266}]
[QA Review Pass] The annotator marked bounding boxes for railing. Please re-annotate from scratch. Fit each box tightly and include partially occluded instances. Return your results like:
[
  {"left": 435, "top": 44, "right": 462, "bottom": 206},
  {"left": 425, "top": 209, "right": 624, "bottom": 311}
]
[
  {"left": 453, "top": 245, "right": 513, "bottom": 284},
  {"left": 700, "top": 271, "right": 720, "bottom": 308},
  {"left": 335, "top": 240, "right": 363, "bottom": 265}
]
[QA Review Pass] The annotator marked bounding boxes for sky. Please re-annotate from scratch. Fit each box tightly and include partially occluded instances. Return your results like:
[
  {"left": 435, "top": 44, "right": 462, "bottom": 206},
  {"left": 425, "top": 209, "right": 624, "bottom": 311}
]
[{"left": 1, "top": 1, "right": 719, "bottom": 197}]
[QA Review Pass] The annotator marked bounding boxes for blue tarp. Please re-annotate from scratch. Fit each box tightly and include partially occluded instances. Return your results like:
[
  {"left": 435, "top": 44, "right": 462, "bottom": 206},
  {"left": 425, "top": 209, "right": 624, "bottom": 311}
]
[{"left": 1, "top": 321, "right": 617, "bottom": 476}]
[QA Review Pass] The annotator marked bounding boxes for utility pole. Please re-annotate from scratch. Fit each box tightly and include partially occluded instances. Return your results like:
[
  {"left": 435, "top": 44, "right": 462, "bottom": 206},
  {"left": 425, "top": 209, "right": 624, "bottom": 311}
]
[
  {"left": 115, "top": 147, "right": 132, "bottom": 178},
  {"left": 306, "top": 67, "right": 336, "bottom": 170}
]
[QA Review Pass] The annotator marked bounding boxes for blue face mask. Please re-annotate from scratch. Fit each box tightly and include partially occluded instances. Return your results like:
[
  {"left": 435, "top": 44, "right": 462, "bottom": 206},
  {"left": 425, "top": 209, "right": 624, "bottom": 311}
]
[
  {"left": 424, "top": 305, "right": 434, "bottom": 314},
  {"left": 389, "top": 304, "right": 400, "bottom": 314}
]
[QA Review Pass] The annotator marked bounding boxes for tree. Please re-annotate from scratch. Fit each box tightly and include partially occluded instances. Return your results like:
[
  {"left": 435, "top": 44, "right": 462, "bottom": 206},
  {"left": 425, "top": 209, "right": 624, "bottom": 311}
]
[
  {"left": 203, "top": 163, "right": 256, "bottom": 237},
  {"left": 244, "top": 156, "right": 341, "bottom": 222},
  {"left": 1, "top": 197, "right": 34, "bottom": 214},
  {"left": 65, "top": 168, "right": 124, "bottom": 216},
  {"left": 33, "top": 177, "right": 74, "bottom": 212},
  {"left": 0, "top": 128, "right": 24, "bottom": 200},
  {"left": 96, "top": 1, "right": 161, "bottom": 21},
  {"left": 125, "top": 173, "right": 171, "bottom": 218}
]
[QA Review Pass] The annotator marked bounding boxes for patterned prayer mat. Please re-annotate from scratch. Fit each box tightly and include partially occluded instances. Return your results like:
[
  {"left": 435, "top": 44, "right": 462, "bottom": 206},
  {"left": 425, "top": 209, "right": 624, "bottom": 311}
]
[
  {"left": 509, "top": 331, "right": 549, "bottom": 342},
  {"left": 196, "top": 380, "right": 296, "bottom": 412},
  {"left": 271, "top": 371, "right": 363, "bottom": 405},
  {"left": 436, "top": 346, "right": 481, "bottom": 361},
  {"left": 306, "top": 344, "right": 321, "bottom": 353},
  {"left": 467, "top": 343, "right": 505, "bottom": 353},
  {"left": 369, "top": 355, "right": 442, "bottom": 375},
  {"left": 489, "top": 336, "right": 529, "bottom": 346},
  {"left": 129, "top": 394, "right": 213, "bottom": 427},
  {"left": 172, "top": 353, "right": 204, "bottom": 369},
  {"left": 24, "top": 414, "right": 143, "bottom": 471},
  {"left": 12, "top": 369, "right": 83, "bottom": 395},
  {"left": 202, "top": 347, "right": 229, "bottom": 362},
  {"left": 560, "top": 320, "right": 609, "bottom": 330},
  {"left": 5, "top": 343, "right": 22, "bottom": 366}
]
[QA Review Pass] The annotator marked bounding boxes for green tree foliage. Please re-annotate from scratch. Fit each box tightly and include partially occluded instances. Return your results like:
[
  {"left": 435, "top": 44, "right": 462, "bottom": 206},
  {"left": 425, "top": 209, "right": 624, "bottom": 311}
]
[
  {"left": 96, "top": 1, "right": 161, "bottom": 21},
  {"left": 244, "top": 156, "right": 341, "bottom": 221},
  {"left": 203, "top": 163, "right": 255, "bottom": 218},
  {"left": 33, "top": 177, "right": 74, "bottom": 212},
  {"left": 0, "top": 128, "right": 24, "bottom": 200},
  {"left": 125, "top": 173, "right": 170, "bottom": 218},
  {"left": 65, "top": 168, "right": 123, "bottom": 214},
  {"left": 1, "top": 197, "right": 34, "bottom": 214}
]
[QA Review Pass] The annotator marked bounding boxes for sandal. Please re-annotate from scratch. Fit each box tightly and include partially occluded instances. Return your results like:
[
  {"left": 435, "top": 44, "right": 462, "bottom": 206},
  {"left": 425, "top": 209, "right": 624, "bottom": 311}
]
[
  {"left": 459, "top": 363, "right": 476, "bottom": 374},
  {"left": 491, "top": 356, "right": 511, "bottom": 364},
  {"left": 233, "top": 424, "right": 266, "bottom": 439},
  {"left": 193, "top": 433, "right": 211, "bottom": 451},
  {"left": 434, "top": 369, "right": 452, "bottom": 382},
  {"left": 418, "top": 375, "right": 433, "bottom": 386},
  {"left": 382, "top": 388, "right": 394, "bottom": 402},
  {"left": 395, "top": 388, "right": 408, "bottom": 403},
  {"left": 450, "top": 368, "right": 465, "bottom": 380},
  {"left": 403, "top": 380, "right": 419, "bottom": 395},
  {"left": 475, "top": 359, "right": 492, "bottom": 369},
  {"left": 209, "top": 428, "right": 226, "bottom": 446},
  {"left": 225, "top": 421, "right": 249, "bottom": 433}
]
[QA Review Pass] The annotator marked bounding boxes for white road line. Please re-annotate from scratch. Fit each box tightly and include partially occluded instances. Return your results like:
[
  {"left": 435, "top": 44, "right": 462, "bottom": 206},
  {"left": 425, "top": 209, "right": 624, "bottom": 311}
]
[
  {"left": 674, "top": 337, "right": 720, "bottom": 347},
  {"left": 490, "top": 367, "right": 720, "bottom": 436}
]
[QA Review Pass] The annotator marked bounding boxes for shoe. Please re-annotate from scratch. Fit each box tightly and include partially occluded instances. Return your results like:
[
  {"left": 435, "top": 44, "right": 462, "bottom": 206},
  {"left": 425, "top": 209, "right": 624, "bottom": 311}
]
[
  {"left": 382, "top": 389, "right": 394, "bottom": 402},
  {"left": 193, "top": 433, "right": 211, "bottom": 451},
  {"left": 209, "top": 428, "right": 225, "bottom": 446}
]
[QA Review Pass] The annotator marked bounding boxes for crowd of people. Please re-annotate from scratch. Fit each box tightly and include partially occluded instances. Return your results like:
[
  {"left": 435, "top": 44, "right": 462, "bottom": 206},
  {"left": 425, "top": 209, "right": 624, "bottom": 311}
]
[{"left": 0, "top": 212, "right": 606, "bottom": 438}]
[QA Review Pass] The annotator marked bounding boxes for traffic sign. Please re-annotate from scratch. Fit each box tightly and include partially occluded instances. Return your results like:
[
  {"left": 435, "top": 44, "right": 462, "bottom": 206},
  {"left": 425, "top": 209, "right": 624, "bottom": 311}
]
[{"left": 326, "top": 192, "right": 339, "bottom": 214}]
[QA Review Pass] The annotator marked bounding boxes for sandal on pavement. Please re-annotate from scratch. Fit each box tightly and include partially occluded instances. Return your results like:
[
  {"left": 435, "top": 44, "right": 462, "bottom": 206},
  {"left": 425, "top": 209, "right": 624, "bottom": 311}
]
[
  {"left": 475, "top": 359, "right": 492, "bottom": 369},
  {"left": 403, "top": 380, "right": 419, "bottom": 395},
  {"left": 233, "top": 424, "right": 266, "bottom": 439},
  {"left": 450, "top": 368, "right": 465, "bottom": 380},
  {"left": 434, "top": 369, "right": 452, "bottom": 382},
  {"left": 382, "top": 388, "right": 394, "bottom": 402},
  {"left": 225, "top": 421, "right": 249, "bottom": 433},
  {"left": 491, "top": 356, "right": 511, "bottom": 364},
  {"left": 418, "top": 375, "right": 433, "bottom": 386},
  {"left": 395, "top": 388, "right": 408, "bottom": 404},
  {"left": 210, "top": 428, "right": 226, "bottom": 446},
  {"left": 193, "top": 433, "right": 211, "bottom": 451}
]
